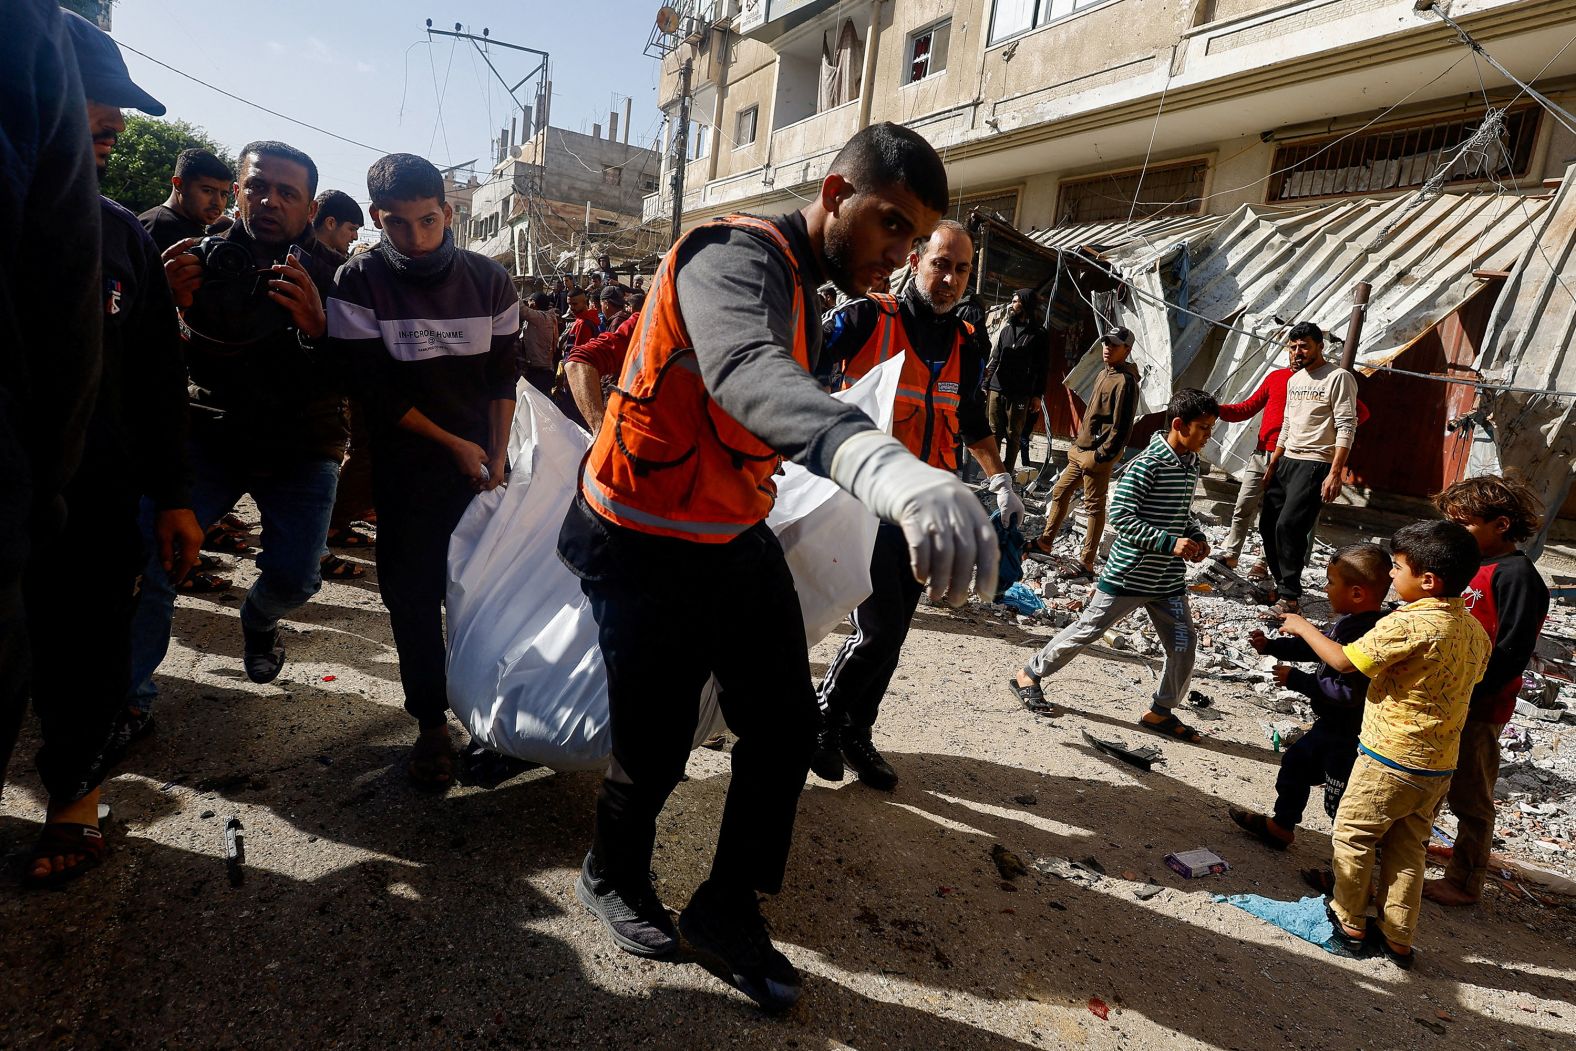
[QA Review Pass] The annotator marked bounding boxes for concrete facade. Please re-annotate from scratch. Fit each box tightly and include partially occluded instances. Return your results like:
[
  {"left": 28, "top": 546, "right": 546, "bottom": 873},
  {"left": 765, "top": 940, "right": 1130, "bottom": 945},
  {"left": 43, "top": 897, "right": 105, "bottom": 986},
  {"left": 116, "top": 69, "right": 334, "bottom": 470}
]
[{"left": 648, "top": 0, "right": 1576, "bottom": 233}]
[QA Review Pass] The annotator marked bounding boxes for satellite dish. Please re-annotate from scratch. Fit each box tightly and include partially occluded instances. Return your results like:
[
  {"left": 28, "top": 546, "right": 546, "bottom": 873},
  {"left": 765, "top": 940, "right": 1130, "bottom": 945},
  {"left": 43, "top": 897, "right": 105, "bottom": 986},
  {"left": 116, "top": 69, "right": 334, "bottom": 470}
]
[{"left": 655, "top": 6, "right": 680, "bottom": 33}]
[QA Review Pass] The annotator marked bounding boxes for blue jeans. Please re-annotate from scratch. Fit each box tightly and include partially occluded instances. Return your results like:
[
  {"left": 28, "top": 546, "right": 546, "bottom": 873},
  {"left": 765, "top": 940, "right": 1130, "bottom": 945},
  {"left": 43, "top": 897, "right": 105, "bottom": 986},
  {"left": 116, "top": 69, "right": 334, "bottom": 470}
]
[{"left": 128, "top": 447, "right": 340, "bottom": 712}]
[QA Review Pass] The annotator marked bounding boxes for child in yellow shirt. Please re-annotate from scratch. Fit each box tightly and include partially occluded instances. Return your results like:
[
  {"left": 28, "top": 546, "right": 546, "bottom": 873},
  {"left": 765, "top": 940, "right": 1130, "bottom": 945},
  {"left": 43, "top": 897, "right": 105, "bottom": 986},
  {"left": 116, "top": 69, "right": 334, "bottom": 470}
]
[{"left": 1277, "top": 520, "right": 1490, "bottom": 968}]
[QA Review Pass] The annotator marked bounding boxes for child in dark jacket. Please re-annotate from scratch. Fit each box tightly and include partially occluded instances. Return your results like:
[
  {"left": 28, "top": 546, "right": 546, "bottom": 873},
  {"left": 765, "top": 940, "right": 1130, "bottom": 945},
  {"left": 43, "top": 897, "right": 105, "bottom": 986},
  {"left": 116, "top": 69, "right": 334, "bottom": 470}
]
[
  {"left": 1229, "top": 543, "right": 1390, "bottom": 849},
  {"left": 1425, "top": 475, "right": 1550, "bottom": 906}
]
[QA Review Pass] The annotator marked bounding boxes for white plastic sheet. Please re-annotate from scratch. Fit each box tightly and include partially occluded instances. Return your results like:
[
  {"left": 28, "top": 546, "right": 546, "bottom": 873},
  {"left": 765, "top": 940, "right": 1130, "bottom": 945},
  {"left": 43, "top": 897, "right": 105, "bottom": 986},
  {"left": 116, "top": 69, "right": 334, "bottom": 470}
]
[{"left": 445, "top": 357, "right": 901, "bottom": 769}]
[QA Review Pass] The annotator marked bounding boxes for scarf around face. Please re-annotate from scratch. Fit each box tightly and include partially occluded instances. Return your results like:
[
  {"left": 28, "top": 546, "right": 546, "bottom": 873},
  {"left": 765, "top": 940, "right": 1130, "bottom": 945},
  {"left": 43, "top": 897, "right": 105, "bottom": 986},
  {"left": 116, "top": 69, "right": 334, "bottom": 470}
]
[{"left": 377, "top": 227, "right": 457, "bottom": 283}]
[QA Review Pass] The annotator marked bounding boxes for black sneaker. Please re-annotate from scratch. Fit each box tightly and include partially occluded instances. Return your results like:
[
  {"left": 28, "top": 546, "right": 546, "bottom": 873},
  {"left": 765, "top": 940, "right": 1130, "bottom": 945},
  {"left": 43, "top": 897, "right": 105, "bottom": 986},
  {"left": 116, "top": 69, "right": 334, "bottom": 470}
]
[
  {"left": 841, "top": 732, "right": 897, "bottom": 791},
  {"left": 242, "top": 625, "right": 285, "bottom": 684},
  {"left": 808, "top": 719, "right": 844, "bottom": 782},
  {"left": 574, "top": 854, "right": 678, "bottom": 958},
  {"left": 679, "top": 881, "right": 802, "bottom": 1013}
]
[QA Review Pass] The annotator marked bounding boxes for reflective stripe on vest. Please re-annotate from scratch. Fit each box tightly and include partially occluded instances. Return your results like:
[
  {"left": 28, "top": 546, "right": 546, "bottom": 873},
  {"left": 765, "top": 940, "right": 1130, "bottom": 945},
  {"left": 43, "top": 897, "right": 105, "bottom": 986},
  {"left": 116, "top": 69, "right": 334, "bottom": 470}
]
[{"left": 580, "top": 214, "right": 810, "bottom": 542}]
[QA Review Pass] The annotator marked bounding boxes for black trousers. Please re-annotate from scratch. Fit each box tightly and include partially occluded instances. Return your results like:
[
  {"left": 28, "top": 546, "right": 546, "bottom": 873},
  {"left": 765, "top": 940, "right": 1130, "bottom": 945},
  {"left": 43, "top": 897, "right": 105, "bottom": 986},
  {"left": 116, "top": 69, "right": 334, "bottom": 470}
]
[
  {"left": 1258, "top": 457, "right": 1331, "bottom": 600},
  {"left": 374, "top": 470, "right": 476, "bottom": 729},
  {"left": 817, "top": 522, "right": 924, "bottom": 734},
  {"left": 582, "top": 523, "right": 817, "bottom": 896},
  {"left": 25, "top": 484, "right": 141, "bottom": 802},
  {"left": 1273, "top": 719, "right": 1359, "bottom": 829}
]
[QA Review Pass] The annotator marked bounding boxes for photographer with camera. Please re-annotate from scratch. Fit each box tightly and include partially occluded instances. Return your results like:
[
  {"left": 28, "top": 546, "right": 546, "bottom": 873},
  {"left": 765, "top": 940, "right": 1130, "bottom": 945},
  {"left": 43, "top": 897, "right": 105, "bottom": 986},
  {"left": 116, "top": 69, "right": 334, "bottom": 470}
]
[{"left": 125, "top": 140, "right": 348, "bottom": 734}]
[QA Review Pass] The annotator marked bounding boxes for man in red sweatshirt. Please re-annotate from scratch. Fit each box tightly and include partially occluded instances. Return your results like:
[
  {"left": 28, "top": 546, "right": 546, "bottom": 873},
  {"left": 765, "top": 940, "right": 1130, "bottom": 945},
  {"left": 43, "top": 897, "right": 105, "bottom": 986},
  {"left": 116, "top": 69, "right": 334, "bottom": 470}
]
[
  {"left": 1215, "top": 349, "right": 1367, "bottom": 575},
  {"left": 1214, "top": 361, "right": 1293, "bottom": 573}
]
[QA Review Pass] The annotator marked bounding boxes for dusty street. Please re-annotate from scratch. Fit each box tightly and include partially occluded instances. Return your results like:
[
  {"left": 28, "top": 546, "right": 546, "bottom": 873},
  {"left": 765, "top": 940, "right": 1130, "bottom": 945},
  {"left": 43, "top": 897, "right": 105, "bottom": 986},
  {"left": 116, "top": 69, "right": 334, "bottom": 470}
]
[{"left": 3, "top": 498, "right": 1574, "bottom": 1051}]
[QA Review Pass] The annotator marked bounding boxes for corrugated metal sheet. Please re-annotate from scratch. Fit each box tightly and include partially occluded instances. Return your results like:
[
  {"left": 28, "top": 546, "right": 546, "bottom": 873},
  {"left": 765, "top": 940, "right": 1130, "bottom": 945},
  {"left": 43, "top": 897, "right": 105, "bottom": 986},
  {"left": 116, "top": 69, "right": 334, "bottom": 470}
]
[
  {"left": 1045, "top": 190, "right": 1555, "bottom": 477},
  {"left": 1476, "top": 162, "right": 1576, "bottom": 554}
]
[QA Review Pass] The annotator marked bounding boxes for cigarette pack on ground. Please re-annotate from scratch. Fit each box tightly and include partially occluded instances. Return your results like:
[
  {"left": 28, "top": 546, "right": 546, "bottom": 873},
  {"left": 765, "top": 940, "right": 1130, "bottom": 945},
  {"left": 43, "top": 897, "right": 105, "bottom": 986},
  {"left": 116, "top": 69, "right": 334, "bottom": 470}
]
[{"left": 1165, "top": 848, "right": 1230, "bottom": 879}]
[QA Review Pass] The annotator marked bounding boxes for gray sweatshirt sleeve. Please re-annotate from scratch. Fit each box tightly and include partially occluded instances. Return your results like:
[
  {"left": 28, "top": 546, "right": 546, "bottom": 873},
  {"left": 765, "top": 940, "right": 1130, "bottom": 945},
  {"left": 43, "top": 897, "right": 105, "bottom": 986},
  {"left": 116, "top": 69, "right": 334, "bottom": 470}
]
[{"left": 675, "top": 227, "right": 876, "bottom": 476}]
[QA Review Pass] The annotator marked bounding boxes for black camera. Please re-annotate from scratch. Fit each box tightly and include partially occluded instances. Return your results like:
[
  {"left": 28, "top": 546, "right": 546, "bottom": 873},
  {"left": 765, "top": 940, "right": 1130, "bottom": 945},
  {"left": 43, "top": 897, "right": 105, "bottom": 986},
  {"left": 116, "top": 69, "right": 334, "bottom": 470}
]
[{"left": 183, "top": 237, "right": 288, "bottom": 347}]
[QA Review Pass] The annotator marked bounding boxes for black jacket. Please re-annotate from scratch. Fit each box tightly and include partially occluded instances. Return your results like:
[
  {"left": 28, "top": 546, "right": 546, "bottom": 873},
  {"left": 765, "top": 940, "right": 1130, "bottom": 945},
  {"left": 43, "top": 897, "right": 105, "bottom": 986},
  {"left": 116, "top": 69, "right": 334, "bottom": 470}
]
[
  {"left": 87, "top": 197, "right": 189, "bottom": 512},
  {"left": 182, "top": 222, "right": 349, "bottom": 464},
  {"left": 987, "top": 316, "right": 1050, "bottom": 399},
  {"left": 0, "top": 0, "right": 102, "bottom": 545}
]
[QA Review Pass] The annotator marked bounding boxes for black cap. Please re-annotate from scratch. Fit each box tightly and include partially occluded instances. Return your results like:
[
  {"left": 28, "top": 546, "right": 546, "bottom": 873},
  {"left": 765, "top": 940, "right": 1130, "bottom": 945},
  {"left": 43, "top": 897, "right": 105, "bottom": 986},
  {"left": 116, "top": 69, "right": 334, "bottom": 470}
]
[
  {"left": 1102, "top": 326, "right": 1134, "bottom": 346},
  {"left": 599, "top": 285, "right": 626, "bottom": 307},
  {"left": 63, "top": 12, "right": 166, "bottom": 116}
]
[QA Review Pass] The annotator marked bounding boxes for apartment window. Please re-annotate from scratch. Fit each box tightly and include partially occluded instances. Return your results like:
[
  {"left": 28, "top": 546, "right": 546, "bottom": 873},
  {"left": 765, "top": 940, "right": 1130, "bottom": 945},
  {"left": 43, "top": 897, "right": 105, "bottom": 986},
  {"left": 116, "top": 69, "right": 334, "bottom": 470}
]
[
  {"left": 639, "top": 174, "right": 659, "bottom": 192},
  {"left": 736, "top": 105, "right": 758, "bottom": 146},
  {"left": 689, "top": 122, "right": 710, "bottom": 160},
  {"left": 990, "top": 0, "right": 1105, "bottom": 45},
  {"left": 908, "top": 21, "right": 950, "bottom": 83},
  {"left": 1056, "top": 159, "right": 1209, "bottom": 224},
  {"left": 1267, "top": 106, "right": 1540, "bottom": 202}
]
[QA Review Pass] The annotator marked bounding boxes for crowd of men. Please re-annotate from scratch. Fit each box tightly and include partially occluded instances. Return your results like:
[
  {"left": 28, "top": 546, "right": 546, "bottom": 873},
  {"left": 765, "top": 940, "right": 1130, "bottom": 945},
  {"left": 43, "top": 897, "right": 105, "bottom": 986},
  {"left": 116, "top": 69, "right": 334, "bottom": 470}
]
[{"left": 0, "top": 2, "right": 1551, "bottom": 1015}]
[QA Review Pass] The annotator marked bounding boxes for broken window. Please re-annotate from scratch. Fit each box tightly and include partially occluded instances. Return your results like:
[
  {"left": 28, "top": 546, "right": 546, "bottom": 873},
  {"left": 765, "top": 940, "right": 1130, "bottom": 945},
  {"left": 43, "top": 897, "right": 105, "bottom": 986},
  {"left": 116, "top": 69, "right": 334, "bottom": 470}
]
[
  {"left": 1267, "top": 106, "right": 1541, "bottom": 202},
  {"left": 909, "top": 20, "right": 950, "bottom": 83},
  {"left": 818, "top": 19, "right": 863, "bottom": 112},
  {"left": 1056, "top": 159, "right": 1209, "bottom": 224}
]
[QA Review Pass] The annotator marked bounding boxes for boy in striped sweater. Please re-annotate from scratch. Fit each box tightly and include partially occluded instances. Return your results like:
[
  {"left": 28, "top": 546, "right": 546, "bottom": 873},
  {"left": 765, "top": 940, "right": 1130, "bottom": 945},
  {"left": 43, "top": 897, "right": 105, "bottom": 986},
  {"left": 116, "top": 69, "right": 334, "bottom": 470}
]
[{"left": 1010, "top": 388, "right": 1218, "bottom": 742}]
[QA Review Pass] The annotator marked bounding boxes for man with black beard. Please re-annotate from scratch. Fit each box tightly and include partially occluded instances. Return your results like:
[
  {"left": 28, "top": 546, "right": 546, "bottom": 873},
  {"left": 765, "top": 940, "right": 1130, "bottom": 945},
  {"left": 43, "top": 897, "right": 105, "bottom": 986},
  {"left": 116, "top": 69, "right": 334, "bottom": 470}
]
[
  {"left": 122, "top": 140, "right": 345, "bottom": 739},
  {"left": 18, "top": 12, "right": 202, "bottom": 887},
  {"left": 563, "top": 124, "right": 996, "bottom": 1012},
  {"left": 810, "top": 220, "right": 1021, "bottom": 790}
]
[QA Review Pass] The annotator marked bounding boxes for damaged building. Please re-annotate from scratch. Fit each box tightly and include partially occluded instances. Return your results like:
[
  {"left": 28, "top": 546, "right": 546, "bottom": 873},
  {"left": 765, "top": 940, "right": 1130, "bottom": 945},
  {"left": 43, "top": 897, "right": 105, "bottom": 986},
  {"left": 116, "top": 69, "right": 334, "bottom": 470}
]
[{"left": 649, "top": 0, "right": 1576, "bottom": 534}]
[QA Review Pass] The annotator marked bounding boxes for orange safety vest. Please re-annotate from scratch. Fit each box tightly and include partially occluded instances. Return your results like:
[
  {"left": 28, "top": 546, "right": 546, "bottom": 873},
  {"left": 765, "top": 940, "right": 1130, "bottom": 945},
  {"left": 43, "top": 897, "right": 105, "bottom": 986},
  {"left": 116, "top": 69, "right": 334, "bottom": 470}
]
[
  {"left": 579, "top": 215, "right": 810, "bottom": 543},
  {"left": 834, "top": 292, "right": 966, "bottom": 470}
]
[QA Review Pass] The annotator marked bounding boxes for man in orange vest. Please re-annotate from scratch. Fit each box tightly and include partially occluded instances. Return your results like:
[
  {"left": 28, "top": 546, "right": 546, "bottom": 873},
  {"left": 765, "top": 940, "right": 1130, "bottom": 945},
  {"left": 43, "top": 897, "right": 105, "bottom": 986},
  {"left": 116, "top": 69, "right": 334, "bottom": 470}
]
[
  {"left": 813, "top": 220, "right": 1022, "bottom": 790},
  {"left": 558, "top": 123, "right": 997, "bottom": 1012}
]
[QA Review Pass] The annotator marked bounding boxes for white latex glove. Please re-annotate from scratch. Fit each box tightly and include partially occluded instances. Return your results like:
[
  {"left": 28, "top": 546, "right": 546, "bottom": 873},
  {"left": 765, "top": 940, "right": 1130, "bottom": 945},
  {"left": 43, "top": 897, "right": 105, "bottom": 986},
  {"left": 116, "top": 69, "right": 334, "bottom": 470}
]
[
  {"left": 830, "top": 430, "right": 999, "bottom": 607},
  {"left": 986, "top": 472, "right": 1025, "bottom": 529}
]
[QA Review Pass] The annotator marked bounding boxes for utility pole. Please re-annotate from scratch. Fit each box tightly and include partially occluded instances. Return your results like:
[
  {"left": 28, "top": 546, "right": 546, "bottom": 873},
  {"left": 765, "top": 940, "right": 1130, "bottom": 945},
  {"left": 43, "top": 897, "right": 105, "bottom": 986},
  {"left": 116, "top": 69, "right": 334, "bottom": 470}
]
[
  {"left": 670, "top": 55, "right": 694, "bottom": 246},
  {"left": 425, "top": 20, "right": 550, "bottom": 274},
  {"left": 1339, "top": 281, "right": 1371, "bottom": 371}
]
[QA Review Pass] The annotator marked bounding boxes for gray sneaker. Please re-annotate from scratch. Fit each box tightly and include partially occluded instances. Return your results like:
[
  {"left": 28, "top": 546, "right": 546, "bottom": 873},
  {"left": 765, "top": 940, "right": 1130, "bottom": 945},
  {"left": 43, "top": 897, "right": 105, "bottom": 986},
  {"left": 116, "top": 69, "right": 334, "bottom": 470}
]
[{"left": 574, "top": 854, "right": 678, "bottom": 958}]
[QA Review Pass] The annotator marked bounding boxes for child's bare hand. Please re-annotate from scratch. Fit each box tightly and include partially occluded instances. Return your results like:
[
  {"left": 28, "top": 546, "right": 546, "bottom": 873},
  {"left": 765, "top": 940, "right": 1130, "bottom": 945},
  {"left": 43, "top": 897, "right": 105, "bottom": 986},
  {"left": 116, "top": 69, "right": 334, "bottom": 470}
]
[
  {"left": 1272, "top": 665, "right": 1291, "bottom": 685},
  {"left": 1249, "top": 629, "right": 1270, "bottom": 654},
  {"left": 1277, "top": 612, "right": 1314, "bottom": 637}
]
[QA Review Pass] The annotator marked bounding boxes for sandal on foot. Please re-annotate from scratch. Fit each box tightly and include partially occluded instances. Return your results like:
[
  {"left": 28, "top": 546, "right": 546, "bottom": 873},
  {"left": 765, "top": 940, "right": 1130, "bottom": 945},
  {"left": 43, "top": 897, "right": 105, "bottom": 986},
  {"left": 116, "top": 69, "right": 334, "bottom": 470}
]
[
  {"left": 408, "top": 729, "right": 456, "bottom": 790},
  {"left": 326, "top": 527, "right": 375, "bottom": 549},
  {"left": 1007, "top": 678, "right": 1055, "bottom": 714},
  {"left": 319, "top": 553, "right": 365, "bottom": 580},
  {"left": 218, "top": 513, "right": 248, "bottom": 532},
  {"left": 1324, "top": 903, "right": 1371, "bottom": 958},
  {"left": 1364, "top": 926, "right": 1415, "bottom": 970},
  {"left": 197, "top": 552, "right": 226, "bottom": 571},
  {"left": 177, "top": 569, "right": 232, "bottom": 593},
  {"left": 24, "top": 822, "right": 107, "bottom": 889},
  {"left": 1139, "top": 712, "right": 1202, "bottom": 743},
  {"left": 204, "top": 527, "right": 251, "bottom": 555},
  {"left": 1228, "top": 806, "right": 1292, "bottom": 850},
  {"left": 1301, "top": 866, "right": 1336, "bottom": 895},
  {"left": 1024, "top": 538, "right": 1058, "bottom": 564},
  {"left": 1056, "top": 564, "right": 1094, "bottom": 583}
]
